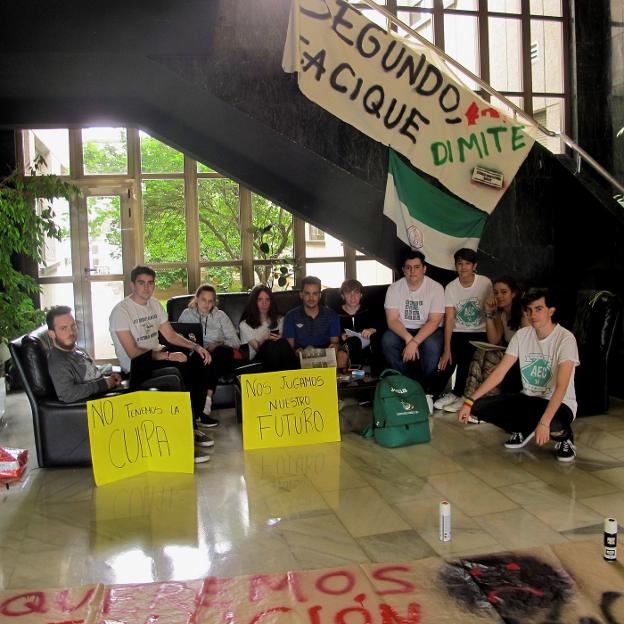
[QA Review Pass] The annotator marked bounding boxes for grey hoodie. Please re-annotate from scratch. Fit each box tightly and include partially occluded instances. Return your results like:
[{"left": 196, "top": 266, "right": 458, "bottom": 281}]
[
  {"left": 47, "top": 346, "right": 109, "bottom": 403},
  {"left": 178, "top": 306, "right": 240, "bottom": 349}
]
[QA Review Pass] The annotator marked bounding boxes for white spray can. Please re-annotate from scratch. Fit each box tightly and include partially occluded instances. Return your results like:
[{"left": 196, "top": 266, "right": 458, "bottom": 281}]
[
  {"left": 439, "top": 500, "right": 451, "bottom": 542},
  {"left": 604, "top": 517, "right": 618, "bottom": 561}
]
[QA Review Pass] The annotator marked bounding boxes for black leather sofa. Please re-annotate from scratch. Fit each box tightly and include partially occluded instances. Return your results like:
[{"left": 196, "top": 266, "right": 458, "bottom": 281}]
[
  {"left": 166, "top": 285, "right": 621, "bottom": 417},
  {"left": 572, "top": 290, "right": 621, "bottom": 416},
  {"left": 165, "top": 285, "right": 391, "bottom": 407}
]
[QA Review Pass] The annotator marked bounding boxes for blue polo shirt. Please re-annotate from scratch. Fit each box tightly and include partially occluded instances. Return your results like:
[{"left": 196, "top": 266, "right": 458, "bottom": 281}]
[{"left": 282, "top": 305, "right": 341, "bottom": 349}]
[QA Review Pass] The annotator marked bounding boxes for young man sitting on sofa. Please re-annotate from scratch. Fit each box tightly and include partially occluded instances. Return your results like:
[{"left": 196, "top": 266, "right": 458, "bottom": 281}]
[
  {"left": 109, "top": 265, "right": 220, "bottom": 463},
  {"left": 47, "top": 303, "right": 186, "bottom": 399},
  {"left": 282, "top": 275, "right": 348, "bottom": 368}
]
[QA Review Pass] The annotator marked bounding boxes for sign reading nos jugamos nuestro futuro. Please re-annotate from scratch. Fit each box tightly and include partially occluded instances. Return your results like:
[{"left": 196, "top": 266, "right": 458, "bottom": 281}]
[
  {"left": 241, "top": 368, "right": 340, "bottom": 450},
  {"left": 87, "top": 391, "right": 194, "bottom": 486}
]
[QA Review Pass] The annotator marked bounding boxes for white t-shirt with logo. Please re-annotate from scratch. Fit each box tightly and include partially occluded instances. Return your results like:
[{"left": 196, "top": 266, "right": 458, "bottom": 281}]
[
  {"left": 384, "top": 276, "right": 445, "bottom": 329},
  {"left": 506, "top": 324, "right": 579, "bottom": 416},
  {"left": 444, "top": 274, "right": 493, "bottom": 332},
  {"left": 109, "top": 296, "right": 168, "bottom": 372}
]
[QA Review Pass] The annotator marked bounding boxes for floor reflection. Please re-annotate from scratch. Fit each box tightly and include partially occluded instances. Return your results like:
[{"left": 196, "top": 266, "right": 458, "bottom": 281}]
[{"left": 1, "top": 393, "right": 624, "bottom": 589}]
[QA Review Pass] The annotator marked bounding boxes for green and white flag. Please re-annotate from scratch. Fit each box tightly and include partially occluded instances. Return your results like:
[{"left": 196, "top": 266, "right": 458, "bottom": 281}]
[{"left": 384, "top": 149, "right": 488, "bottom": 271}]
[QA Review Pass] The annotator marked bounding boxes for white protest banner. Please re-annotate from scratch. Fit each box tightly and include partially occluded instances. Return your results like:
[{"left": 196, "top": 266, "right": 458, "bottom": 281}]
[{"left": 283, "top": 0, "right": 537, "bottom": 213}]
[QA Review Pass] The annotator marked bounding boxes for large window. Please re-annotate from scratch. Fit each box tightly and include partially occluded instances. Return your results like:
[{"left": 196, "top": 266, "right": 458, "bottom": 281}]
[
  {"left": 24, "top": 127, "right": 391, "bottom": 326},
  {"left": 389, "top": 0, "right": 569, "bottom": 152}
]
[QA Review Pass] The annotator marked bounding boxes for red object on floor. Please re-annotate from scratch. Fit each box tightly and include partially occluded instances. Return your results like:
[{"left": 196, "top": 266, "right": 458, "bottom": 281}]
[{"left": 0, "top": 447, "right": 28, "bottom": 482}]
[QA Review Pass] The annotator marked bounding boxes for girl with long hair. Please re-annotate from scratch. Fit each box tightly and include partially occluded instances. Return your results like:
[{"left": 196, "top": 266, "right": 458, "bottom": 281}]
[
  {"left": 461, "top": 275, "right": 528, "bottom": 417},
  {"left": 178, "top": 284, "right": 240, "bottom": 427},
  {"left": 239, "top": 285, "right": 298, "bottom": 371}
]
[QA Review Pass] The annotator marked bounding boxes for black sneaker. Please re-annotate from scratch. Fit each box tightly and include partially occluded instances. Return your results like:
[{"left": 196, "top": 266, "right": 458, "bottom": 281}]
[
  {"left": 194, "top": 430, "right": 215, "bottom": 448},
  {"left": 198, "top": 415, "right": 220, "bottom": 429},
  {"left": 194, "top": 450, "right": 211, "bottom": 464},
  {"left": 555, "top": 438, "right": 576, "bottom": 462},
  {"left": 504, "top": 431, "right": 535, "bottom": 449}
]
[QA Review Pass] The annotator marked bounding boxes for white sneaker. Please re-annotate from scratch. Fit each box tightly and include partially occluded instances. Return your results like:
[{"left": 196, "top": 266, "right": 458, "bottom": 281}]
[
  {"left": 433, "top": 393, "right": 458, "bottom": 410},
  {"left": 443, "top": 396, "right": 465, "bottom": 413},
  {"left": 426, "top": 394, "right": 434, "bottom": 414}
]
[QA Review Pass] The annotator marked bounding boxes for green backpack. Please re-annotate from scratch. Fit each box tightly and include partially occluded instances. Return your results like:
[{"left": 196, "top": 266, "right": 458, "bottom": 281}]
[{"left": 364, "top": 369, "right": 431, "bottom": 448}]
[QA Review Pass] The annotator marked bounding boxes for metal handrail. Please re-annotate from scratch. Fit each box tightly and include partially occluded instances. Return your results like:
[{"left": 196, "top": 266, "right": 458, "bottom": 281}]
[{"left": 357, "top": 0, "right": 624, "bottom": 197}]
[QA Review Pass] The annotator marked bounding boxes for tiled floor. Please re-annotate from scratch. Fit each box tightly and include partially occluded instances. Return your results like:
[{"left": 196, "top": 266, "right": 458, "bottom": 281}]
[{"left": 1, "top": 392, "right": 623, "bottom": 590}]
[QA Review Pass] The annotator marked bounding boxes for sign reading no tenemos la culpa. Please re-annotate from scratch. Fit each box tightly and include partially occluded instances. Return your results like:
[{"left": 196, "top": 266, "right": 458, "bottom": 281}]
[
  {"left": 282, "top": 0, "right": 537, "bottom": 213},
  {"left": 87, "top": 391, "right": 194, "bottom": 486}
]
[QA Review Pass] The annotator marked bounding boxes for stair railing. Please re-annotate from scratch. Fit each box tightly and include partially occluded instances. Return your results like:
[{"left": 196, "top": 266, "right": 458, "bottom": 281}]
[{"left": 357, "top": 0, "right": 624, "bottom": 197}]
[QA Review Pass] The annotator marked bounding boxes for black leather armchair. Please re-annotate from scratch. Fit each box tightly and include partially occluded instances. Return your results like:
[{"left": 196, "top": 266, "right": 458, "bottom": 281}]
[
  {"left": 9, "top": 325, "right": 92, "bottom": 467},
  {"left": 573, "top": 290, "right": 621, "bottom": 416}
]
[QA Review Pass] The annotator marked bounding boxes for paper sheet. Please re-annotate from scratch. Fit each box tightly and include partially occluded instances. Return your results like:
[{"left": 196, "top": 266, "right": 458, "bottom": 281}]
[{"left": 345, "top": 328, "right": 370, "bottom": 349}]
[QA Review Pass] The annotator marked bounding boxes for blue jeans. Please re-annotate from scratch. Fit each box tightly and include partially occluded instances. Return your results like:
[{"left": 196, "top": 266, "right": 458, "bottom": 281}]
[{"left": 381, "top": 327, "right": 443, "bottom": 387}]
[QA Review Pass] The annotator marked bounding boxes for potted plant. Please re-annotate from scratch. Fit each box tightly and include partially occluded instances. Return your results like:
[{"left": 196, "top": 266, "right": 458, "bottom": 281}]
[
  {"left": 0, "top": 155, "right": 78, "bottom": 414},
  {"left": 252, "top": 223, "right": 298, "bottom": 289}
]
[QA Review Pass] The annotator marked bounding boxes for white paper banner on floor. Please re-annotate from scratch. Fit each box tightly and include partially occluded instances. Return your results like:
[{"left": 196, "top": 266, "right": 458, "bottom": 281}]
[
  {"left": 283, "top": 0, "right": 537, "bottom": 213},
  {"left": 1, "top": 542, "right": 622, "bottom": 623}
]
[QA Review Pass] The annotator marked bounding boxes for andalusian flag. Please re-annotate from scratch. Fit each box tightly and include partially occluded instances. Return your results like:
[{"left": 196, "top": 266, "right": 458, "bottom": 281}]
[{"left": 384, "top": 149, "right": 489, "bottom": 271}]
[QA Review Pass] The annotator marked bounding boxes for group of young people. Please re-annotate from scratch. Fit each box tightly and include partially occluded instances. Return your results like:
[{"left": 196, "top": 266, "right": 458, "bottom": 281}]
[
  {"left": 45, "top": 248, "right": 579, "bottom": 465},
  {"left": 385, "top": 248, "right": 579, "bottom": 463},
  {"left": 45, "top": 268, "right": 377, "bottom": 463}
]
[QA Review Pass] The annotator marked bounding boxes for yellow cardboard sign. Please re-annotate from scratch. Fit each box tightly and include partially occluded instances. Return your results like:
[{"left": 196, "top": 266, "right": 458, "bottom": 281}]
[
  {"left": 241, "top": 368, "right": 340, "bottom": 450},
  {"left": 87, "top": 391, "right": 194, "bottom": 486}
]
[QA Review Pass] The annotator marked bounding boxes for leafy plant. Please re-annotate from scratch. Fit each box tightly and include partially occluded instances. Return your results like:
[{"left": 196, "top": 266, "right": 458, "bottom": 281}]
[
  {"left": 0, "top": 156, "right": 79, "bottom": 345},
  {"left": 252, "top": 223, "right": 297, "bottom": 288}
]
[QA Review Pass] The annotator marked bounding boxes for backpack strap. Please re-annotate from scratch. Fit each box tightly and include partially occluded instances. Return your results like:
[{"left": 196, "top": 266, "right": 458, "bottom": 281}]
[{"left": 379, "top": 368, "right": 403, "bottom": 379}]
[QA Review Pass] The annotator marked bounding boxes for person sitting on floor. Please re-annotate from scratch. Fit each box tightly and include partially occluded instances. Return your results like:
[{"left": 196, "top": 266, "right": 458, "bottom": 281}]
[
  {"left": 461, "top": 275, "right": 528, "bottom": 416},
  {"left": 458, "top": 288, "right": 579, "bottom": 463},
  {"left": 333, "top": 279, "right": 381, "bottom": 373},
  {"left": 239, "top": 285, "right": 299, "bottom": 372},
  {"left": 109, "top": 265, "right": 216, "bottom": 462},
  {"left": 282, "top": 275, "right": 347, "bottom": 368},
  {"left": 434, "top": 248, "right": 493, "bottom": 413},
  {"left": 47, "top": 306, "right": 183, "bottom": 400},
  {"left": 178, "top": 283, "right": 241, "bottom": 407}
]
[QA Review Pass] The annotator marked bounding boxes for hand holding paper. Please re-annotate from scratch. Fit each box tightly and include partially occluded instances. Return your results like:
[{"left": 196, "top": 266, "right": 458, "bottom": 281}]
[{"left": 345, "top": 328, "right": 370, "bottom": 349}]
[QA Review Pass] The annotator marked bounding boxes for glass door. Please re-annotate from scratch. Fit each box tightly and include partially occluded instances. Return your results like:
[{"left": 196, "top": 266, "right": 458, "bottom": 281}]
[
  {"left": 76, "top": 187, "right": 134, "bottom": 360},
  {"left": 38, "top": 185, "right": 134, "bottom": 360}
]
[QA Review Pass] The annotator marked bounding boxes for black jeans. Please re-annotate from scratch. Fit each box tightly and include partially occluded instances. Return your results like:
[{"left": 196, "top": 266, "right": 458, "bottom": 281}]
[
  {"left": 432, "top": 331, "right": 486, "bottom": 397},
  {"left": 472, "top": 393, "right": 574, "bottom": 439},
  {"left": 255, "top": 338, "right": 299, "bottom": 372},
  {"left": 153, "top": 351, "right": 218, "bottom": 419}
]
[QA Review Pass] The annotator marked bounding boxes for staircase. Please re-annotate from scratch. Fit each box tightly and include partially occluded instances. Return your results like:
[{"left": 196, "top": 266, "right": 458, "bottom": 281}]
[{"left": 0, "top": 0, "right": 622, "bottom": 286}]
